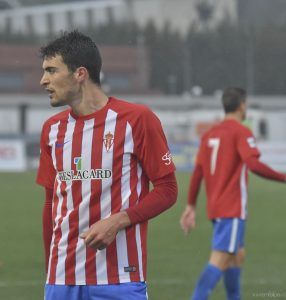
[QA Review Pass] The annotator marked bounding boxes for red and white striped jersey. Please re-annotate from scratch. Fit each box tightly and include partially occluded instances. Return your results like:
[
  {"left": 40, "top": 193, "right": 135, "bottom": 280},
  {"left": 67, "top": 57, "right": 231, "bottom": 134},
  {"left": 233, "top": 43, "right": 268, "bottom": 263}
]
[
  {"left": 196, "top": 119, "right": 260, "bottom": 220},
  {"left": 37, "top": 97, "right": 175, "bottom": 285}
]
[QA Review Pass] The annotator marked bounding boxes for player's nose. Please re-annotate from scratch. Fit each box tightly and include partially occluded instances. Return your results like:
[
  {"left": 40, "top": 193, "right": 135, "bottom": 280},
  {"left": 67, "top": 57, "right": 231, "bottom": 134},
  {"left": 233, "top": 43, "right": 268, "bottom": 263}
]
[{"left": 40, "top": 73, "right": 49, "bottom": 86}]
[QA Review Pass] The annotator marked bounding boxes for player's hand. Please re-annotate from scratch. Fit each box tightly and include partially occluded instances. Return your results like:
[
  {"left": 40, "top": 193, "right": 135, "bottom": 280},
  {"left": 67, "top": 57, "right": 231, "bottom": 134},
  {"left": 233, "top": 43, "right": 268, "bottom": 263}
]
[
  {"left": 180, "top": 204, "right": 196, "bottom": 235},
  {"left": 80, "top": 211, "right": 131, "bottom": 250}
]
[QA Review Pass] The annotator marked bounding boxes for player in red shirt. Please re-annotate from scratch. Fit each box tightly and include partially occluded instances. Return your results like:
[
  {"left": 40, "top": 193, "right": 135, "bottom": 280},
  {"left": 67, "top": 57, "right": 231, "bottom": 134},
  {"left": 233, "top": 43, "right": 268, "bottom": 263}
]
[
  {"left": 37, "top": 30, "right": 177, "bottom": 300},
  {"left": 180, "top": 87, "right": 286, "bottom": 300}
]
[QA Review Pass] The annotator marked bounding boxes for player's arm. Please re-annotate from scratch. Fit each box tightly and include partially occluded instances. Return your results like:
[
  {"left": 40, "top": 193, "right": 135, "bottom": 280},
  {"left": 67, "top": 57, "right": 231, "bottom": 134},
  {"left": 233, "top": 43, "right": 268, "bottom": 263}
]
[
  {"left": 245, "top": 156, "right": 286, "bottom": 182},
  {"left": 180, "top": 163, "right": 203, "bottom": 235},
  {"left": 36, "top": 121, "right": 57, "bottom": 272},
  {"left": 237, "top": 129, "right": 286, "bottom": 182},
  {"left": 43, "top": 188, "right": 53, "bottom": 273},
  {"left": 126, "top": 172, "right": 177, "bottom": 223},
  {"left": 80, "top": 172, "right": 177, "bottom": 250}
]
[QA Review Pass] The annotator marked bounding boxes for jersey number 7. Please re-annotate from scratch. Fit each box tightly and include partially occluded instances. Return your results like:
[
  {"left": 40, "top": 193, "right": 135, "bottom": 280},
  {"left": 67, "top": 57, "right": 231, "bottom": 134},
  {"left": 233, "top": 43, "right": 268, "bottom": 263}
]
[{"left": 208, "top": 138, "right": 220, "bottom": 175}]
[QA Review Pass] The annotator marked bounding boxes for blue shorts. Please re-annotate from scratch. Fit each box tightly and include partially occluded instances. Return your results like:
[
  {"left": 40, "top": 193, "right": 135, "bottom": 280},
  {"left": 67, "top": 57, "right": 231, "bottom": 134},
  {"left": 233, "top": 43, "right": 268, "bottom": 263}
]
[
  {"left": 45, "top": 282, "right": 148, "bottom": 300},
  {"left": 211, "top": 218, "right": 245, "bottom": 254}
]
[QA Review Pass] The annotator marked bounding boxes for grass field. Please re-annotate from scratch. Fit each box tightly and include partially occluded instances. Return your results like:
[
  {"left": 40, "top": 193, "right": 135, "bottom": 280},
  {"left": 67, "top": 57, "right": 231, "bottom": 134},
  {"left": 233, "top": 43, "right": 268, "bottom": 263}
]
[{"left": 0, "top": 172, "right": 285, "bottom": 300}]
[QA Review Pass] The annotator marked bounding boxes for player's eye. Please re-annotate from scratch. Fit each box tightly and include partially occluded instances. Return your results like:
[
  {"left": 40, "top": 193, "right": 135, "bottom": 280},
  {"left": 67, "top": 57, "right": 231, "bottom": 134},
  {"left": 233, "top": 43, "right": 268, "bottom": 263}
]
[
  {"left": 49, "top": 68, "right": 56, "bottom": 74},
  {"left": 45, "top": 67, "right": 57, "bottom": 74}
]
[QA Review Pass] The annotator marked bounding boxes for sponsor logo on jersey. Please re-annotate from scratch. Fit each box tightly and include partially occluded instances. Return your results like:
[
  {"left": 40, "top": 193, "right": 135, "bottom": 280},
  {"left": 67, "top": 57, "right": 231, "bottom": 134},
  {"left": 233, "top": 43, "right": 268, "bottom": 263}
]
[
  {"left": 57, "top": 157, "right": 112, "bottom": 181},
  {"left": 103, "top": 131, "right": 114, "bottom": 152},
  {"left": 74, "top": 157, "right": 82, "bottom": 170},
  {"left": 162, "top": 151, "right": 172, "bottom": 165}
]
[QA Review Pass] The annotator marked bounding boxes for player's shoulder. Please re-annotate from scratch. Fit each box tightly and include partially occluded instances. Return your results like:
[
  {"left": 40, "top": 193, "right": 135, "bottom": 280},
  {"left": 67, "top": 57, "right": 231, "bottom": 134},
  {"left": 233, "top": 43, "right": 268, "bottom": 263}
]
[
  {"left": 42, "top": 109, "right": 70, "bottom": 129},
  {"left": 220, "top": 119, "right": 253, "bottom": 136},
  {"left": 200, "top": 121, "right": 224, "bottom": 140},
  {"left": 232, "top": 120, "right": 254, "bottom": 136},
  {"left": 109, "top": 96, "right": 156, "bottom": 120}
]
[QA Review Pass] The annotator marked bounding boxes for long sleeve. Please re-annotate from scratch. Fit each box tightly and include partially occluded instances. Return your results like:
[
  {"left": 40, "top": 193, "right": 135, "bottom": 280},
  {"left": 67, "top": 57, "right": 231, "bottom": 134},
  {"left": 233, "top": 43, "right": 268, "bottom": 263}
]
[
  {"left": 187, "top": 164, "right": 203, "bottom": 206},
  {"left": 126, "top": 172, "right": 177, "bottom": 224},
  {"left": 245, "top": 156, "right": 286, "bottom": 182},
  {"left": 43, "top": 188, "right": 53, "bottom": 274}
]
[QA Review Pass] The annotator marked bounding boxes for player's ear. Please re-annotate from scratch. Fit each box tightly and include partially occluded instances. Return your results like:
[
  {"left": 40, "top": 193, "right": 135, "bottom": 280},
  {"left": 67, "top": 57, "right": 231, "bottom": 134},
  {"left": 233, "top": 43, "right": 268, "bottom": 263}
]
[
  {"left": 239, "top": 101, "right": 246, "bottom": 111},
  {"left": 75, "top": 67, "right": 88, "bottom": 83}
]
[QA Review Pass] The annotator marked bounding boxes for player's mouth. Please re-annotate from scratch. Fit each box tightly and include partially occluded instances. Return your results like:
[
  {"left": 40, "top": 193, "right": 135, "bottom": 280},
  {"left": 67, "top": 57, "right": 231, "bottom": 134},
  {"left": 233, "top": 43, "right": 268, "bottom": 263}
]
[{"left": 46, "top": 88, "right": 55, "bottom": 99}]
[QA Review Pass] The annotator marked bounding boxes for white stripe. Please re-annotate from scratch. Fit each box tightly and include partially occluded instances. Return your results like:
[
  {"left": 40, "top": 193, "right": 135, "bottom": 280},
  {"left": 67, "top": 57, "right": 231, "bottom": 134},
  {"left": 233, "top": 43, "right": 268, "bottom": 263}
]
[
  {"left": 116, "top": 230, "right": 130, "bottom": 282},
  {"left": 55, "top": 115, "right": 76, "bottom": 282},
  {"left": 240, "top": 164, "right": 247, "bottom": 219},
  {"left": 228, "top": 218, "right": 239, "bottom": 253},
  {"left": 48, "top": 121, "right": 60, "bottom": 168},
  {"left": 136, "top": 164, "right": 144, "bottom": 281},
  {"left": 116, "top": 122, "right": 133, "bottom": 282},
  {"left": 75, "top": 118, "right": 95, "bottom": 283},
  {"left": 121, "top": 122, "right": 133, "bottom": 210},
  {"left": 136, "top": 163, "right": 142, "bottom": 201},
  {"left": 46, "top": 122, "right": 60, "bottom": 282},
  {"left": 96, "top": 109, "right": 117, "bottom": 283}
]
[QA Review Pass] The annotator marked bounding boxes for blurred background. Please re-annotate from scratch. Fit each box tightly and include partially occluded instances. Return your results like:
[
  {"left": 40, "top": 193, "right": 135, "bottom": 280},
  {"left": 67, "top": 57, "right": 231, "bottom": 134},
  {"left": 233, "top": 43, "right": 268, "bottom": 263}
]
[
  {"left": 1, "top": 0, "right": 286, "bottom": 172},
  {"left": 0, "top": 1, "right": 286, "bottom": 299}
]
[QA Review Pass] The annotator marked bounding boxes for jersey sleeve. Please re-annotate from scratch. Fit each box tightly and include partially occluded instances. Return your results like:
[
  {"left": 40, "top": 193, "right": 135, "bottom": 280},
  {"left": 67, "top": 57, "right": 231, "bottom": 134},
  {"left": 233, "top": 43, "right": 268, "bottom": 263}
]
[
  {"left": 36, "top": 122, "right": 56, "bottom": 189},
  {"left": 195, "top": 139, "right": 205, "bottom": 166},
  {"left": 133, "top": 107, "right": 176, "bottom": 181},
  {"left": 237, "top": 127, "right": 260, "bottom": 161}
]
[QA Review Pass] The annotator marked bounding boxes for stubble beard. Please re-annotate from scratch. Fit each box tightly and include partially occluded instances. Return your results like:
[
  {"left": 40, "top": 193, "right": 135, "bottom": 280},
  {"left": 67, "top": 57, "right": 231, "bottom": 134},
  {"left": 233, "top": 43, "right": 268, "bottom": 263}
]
[{"left": 50, "top": 96, "right": 67, "bottom": 107}]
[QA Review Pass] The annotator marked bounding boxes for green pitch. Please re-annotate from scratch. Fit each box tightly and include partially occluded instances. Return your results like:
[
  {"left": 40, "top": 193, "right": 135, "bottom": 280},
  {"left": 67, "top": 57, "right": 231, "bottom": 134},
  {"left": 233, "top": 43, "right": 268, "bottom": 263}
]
[{"left": 0, "top": 172, "right": 285, "bottom": 300}]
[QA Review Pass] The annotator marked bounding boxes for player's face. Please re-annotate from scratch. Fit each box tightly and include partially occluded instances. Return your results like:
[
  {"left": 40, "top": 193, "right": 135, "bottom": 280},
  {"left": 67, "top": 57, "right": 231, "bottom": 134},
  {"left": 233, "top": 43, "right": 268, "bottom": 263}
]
[{"left": 40, "top": 55, "right": 80, "bottom": 107}]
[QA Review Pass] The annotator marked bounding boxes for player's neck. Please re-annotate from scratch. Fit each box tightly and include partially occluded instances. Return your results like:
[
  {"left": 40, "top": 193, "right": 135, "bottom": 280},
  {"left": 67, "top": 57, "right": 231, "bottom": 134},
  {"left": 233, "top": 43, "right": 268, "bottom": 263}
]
[
  {"left": 224, "top": 113, "right": 243, "bottom": 123},
  {"left": 70, "top": 83, "right": 109, "bottom": 116}
]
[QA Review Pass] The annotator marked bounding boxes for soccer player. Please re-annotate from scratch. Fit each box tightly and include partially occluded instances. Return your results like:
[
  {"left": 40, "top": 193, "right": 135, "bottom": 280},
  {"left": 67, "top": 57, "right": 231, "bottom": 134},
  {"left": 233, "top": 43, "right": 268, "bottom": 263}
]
[
  {"left": 36, "top": 30, "right": 177, "bottom": 300},
  {"left": 180, "top": 87, "right": 286, "bottom": 300}
]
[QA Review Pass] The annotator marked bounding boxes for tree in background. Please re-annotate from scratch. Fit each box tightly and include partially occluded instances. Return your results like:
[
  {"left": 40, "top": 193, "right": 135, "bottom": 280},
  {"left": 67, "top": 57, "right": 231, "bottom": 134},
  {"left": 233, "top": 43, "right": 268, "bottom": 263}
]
[{"left": 2, "top": 8, "right": 286, "bottom": 95}]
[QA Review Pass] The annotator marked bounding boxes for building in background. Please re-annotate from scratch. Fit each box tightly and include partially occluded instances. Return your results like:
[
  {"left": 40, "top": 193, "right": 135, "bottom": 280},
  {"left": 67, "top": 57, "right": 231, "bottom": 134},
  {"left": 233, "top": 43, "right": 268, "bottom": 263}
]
[
  {"left": 0, "top": 0, "right": 237, "bottom": 37},
  {"left": 0, "top": 43, "right": 150, "bottom": 94}
]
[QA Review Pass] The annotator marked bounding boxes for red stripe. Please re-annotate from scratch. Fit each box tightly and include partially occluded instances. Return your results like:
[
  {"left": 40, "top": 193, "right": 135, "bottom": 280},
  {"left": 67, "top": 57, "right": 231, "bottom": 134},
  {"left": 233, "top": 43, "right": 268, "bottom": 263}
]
[
  {"left": 140, "top": 222, "right": 148, "bottom": 280},
  {"left": 139, "top": 173, "right": 149, "bottom": 280},
  {"left": 47, "top": 181, "right": 59, "bottom": 279},
  {"left": 126, "top": 156, "right": 140, "bottom": 282},
  {"left": 65, "top": 120, "right": 84, "bottom": 284},
  {"left": 85, "top": 112, "right": 107, "bottom": 284},
  {"left": 49, "top": 120, "right": 68, "bottom": 284},
  {"left": 106, "top": 117, "right": 126, "bottom": 284}
]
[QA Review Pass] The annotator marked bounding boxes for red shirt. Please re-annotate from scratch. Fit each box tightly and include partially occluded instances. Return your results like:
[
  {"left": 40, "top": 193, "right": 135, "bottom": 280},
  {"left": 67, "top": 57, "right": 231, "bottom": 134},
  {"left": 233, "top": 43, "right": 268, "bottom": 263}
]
[
  {"left": 37, "top": 97, "right": 175, "bottom": 285},
  {"left": 193, "top": 119, "right": 260, "bottom": 220}
]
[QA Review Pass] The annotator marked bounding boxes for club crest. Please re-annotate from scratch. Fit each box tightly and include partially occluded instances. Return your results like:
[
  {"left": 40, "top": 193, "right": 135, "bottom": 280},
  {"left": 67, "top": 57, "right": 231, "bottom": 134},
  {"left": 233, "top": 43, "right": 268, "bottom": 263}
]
[{"left": 103, "top": 131, "right": 114, "bottom": 152}]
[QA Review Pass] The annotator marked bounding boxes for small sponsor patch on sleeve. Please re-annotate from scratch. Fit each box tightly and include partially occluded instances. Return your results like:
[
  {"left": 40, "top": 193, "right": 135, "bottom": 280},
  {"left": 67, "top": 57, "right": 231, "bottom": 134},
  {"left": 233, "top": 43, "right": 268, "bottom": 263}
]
[
  {"left": 247, "top": 137, "right": 257, "bottom": 148},
  {"left": 162, "top": 151, "right": 172, "bottom": 165},
  {"left": 124, "top": 266, "right": 137, "bottom": 273}
]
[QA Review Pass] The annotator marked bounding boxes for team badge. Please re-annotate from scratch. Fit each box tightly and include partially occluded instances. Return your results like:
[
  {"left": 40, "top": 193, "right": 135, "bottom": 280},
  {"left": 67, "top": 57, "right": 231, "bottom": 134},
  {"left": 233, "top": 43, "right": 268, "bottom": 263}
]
[{"left": 103, "top": 131, "right": 114, "bottom": 152}]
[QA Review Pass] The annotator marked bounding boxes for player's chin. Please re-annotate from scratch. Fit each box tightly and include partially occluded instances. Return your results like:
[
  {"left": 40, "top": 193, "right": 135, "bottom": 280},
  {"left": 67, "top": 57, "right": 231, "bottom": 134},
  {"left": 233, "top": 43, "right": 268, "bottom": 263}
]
[{"left": 50, "top": 97, "right": 66, "bottom": 107}]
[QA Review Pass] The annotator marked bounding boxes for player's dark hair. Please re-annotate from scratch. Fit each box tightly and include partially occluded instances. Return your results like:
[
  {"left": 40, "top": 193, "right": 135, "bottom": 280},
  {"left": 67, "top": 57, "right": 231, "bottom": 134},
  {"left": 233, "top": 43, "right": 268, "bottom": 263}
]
[
  {"left": 222, "top": 87, "right": 246, "bottom": 113},
  {"left": 40, "top": 30, "right": 102, "bottom": 85}
]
